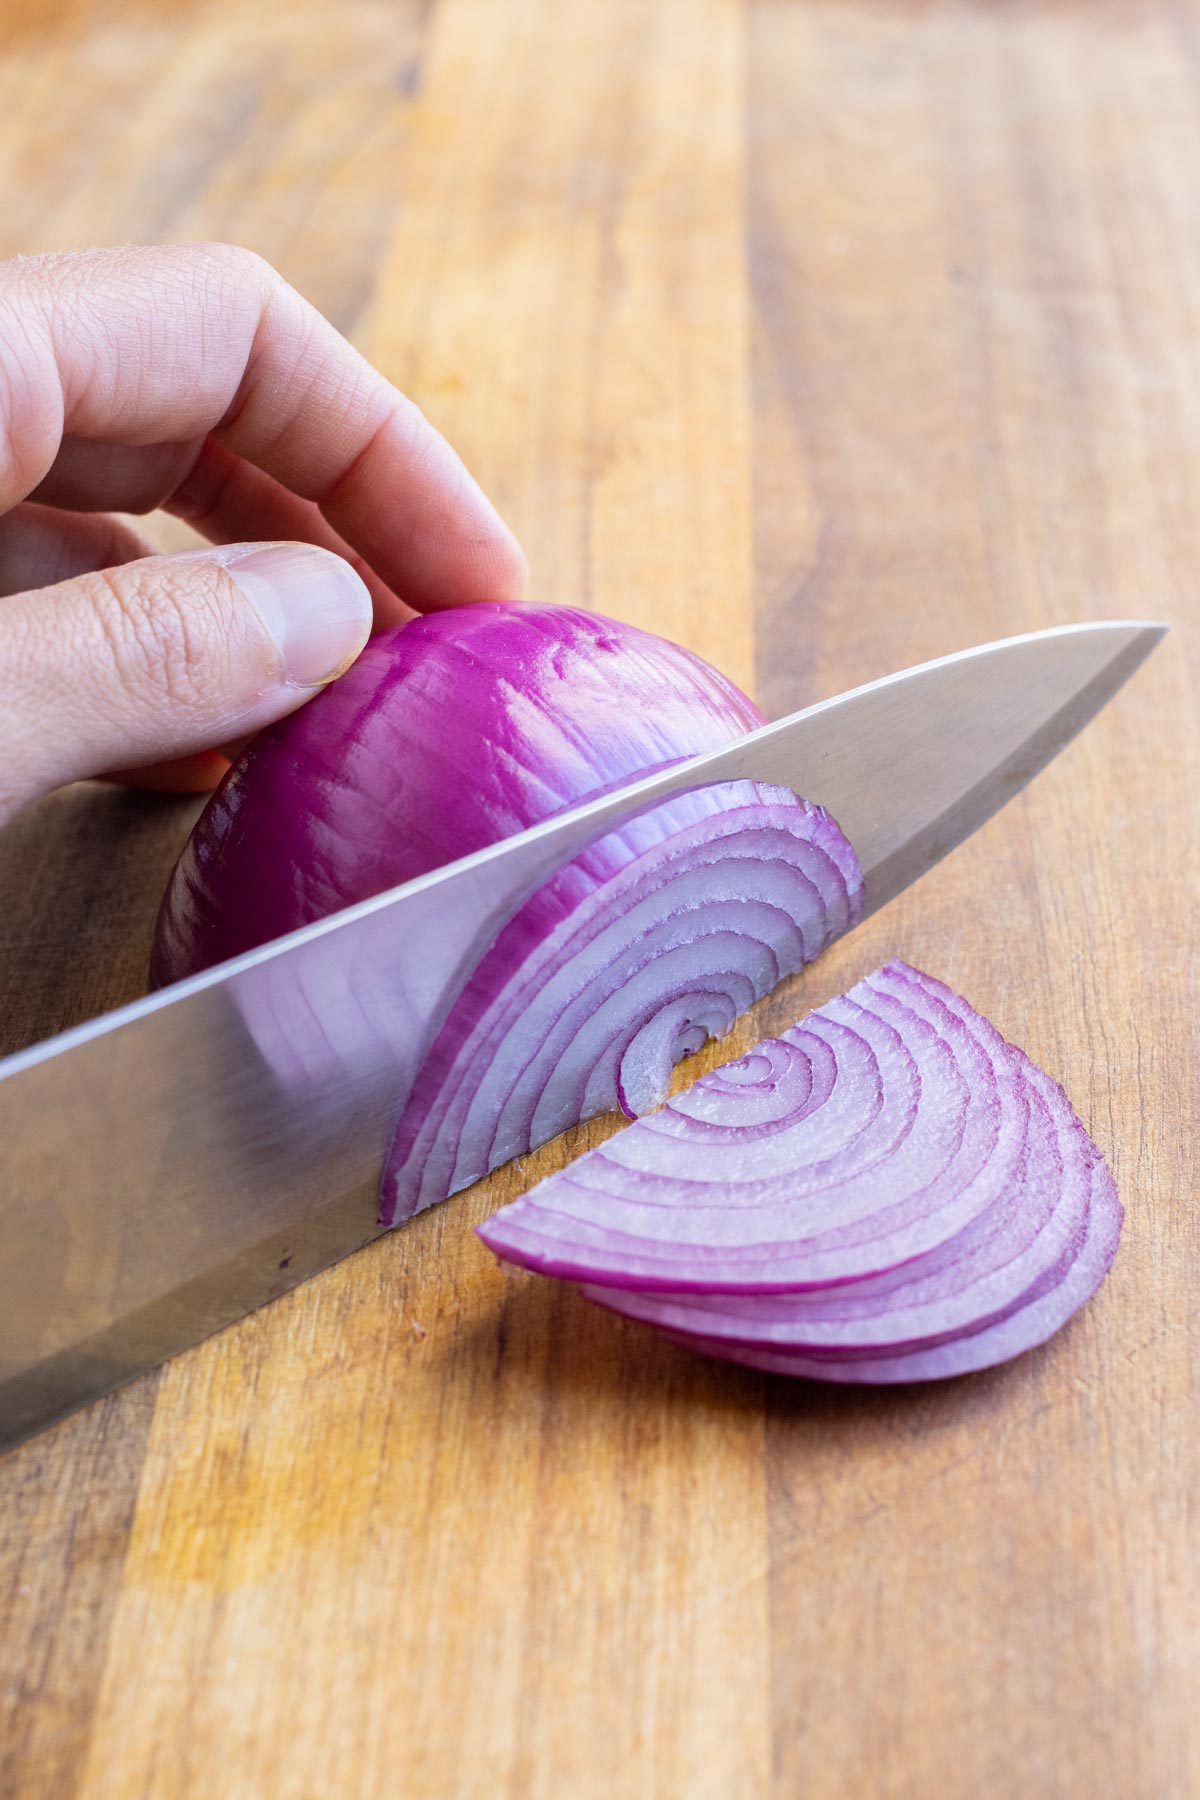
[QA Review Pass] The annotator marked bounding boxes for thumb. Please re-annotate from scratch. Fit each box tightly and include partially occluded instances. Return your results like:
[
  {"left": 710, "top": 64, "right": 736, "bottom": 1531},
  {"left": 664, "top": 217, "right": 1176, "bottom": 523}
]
[{"left": 0, "top": 542, "right": 373, "bottom": 824}]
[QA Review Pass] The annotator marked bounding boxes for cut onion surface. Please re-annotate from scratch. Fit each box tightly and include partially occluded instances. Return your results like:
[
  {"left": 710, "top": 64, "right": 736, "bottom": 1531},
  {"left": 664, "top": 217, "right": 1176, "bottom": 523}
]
[
  {"left": 477, "top": 961, "right": 1121, "bottom": 1383},
  {"left": 382, "top": 800, "right": 860, "bottom": 1222}
]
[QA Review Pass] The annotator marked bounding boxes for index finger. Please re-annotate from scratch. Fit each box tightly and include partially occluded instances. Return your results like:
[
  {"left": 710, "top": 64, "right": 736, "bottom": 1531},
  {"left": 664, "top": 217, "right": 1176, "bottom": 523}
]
[{"left": 0, "top": 243, "right": 527, "bottom": 612}]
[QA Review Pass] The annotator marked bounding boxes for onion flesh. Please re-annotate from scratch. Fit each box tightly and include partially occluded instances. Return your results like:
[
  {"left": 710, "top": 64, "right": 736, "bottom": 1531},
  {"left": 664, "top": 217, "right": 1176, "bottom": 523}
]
[
  {"left": 477, "top": 961, "right": 1121, "bottom": 1383},
  {"left": 382, "top": 801, "right": 861, "bottom": 1222}
]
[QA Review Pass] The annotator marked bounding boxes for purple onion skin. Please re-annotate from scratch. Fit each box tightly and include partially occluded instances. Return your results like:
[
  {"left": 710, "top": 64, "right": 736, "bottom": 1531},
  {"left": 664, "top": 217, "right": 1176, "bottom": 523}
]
[{"left": 150, "top": 604, "right": 769, "bottom": 987}]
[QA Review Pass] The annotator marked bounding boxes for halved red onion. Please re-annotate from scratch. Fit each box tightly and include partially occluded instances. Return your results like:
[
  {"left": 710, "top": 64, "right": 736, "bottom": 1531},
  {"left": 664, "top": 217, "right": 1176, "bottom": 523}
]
[
  {"left": 150, "top": 603, "right": 862, "bottom": 1221},
  {"left": 477, "top": 961, "right": 1120, "bottom": 1382}
]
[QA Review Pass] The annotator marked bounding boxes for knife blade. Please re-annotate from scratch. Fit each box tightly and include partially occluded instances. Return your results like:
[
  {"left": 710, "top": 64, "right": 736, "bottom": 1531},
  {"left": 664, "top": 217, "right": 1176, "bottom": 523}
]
[{"left": 0, "top": 618, "right": 1164, "bottom": 1445}]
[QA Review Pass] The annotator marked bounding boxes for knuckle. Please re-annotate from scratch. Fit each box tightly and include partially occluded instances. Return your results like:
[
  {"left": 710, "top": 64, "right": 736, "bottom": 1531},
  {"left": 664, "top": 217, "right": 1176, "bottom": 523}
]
[
  {"left": 195, "top": 241, "right": 277, "bottom": 280},
  {"left": 187, "top": 242, "right": 282, "bottom": 310}
]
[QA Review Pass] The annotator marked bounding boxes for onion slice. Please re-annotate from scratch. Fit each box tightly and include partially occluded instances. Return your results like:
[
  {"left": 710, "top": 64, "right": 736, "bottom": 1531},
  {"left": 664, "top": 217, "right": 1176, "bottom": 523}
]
[
  {"left": 382, "top": 801, "right": 860, "bottom": 1222},
  {"left": 477, "top": 961, "right": 1121, "bottom": 1383}
]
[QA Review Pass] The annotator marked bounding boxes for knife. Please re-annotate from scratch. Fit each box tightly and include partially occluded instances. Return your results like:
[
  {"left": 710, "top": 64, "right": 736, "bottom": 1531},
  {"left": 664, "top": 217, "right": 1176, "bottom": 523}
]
[{"left": 0, "top": 619, "right": 1164, "bottom": 1447}]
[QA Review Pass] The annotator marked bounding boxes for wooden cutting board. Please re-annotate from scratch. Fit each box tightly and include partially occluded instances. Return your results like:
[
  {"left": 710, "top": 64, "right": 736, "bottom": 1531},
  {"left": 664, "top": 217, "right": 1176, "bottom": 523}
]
[{"left": 1, "top": 2, "right": 1197, "bottom": 1794}]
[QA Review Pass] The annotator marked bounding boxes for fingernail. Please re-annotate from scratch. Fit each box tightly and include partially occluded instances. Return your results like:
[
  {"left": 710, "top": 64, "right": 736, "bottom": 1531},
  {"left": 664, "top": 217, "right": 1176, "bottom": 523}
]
[{"left": 217, "top": 542, "right": 373, "bottom": 687}]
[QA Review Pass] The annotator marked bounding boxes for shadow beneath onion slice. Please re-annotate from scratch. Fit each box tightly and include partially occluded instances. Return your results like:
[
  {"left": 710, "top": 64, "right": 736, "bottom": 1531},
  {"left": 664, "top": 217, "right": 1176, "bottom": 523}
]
[
  {"left": 442, "top": 1262, "right": 1040, "bottom": 1431},
  {"left": 518, "top": 1276, "right": 1083, "bottom": 1441}
]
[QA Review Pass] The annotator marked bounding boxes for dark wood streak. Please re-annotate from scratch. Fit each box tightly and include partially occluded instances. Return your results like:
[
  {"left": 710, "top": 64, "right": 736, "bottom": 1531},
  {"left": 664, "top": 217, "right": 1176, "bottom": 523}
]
[{"left": 0, "top": 786, "right": 203, "bottom": 1058}]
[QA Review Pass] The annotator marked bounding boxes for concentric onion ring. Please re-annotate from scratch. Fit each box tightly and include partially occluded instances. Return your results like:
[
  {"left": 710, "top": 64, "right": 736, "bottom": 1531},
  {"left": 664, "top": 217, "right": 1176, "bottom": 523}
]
[
  {"left": 478, "top": 962, "right": 1121, "bottom": 1382},
  {"left": 382, "top": 798, "right": 859, "bottom": 1221}
]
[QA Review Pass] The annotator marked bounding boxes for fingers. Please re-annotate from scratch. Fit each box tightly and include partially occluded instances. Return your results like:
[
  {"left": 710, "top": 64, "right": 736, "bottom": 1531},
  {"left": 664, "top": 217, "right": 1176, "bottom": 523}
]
[
  {"left": 0, "top": 541, "right": 372, "bottom": 825},
  {"left": 22, "top": 438, "right": 414, "bottom": 626},
  {"left": 163, "top": 437, "right": 416, "bottom": 628},
  {"left": 0, "top": 507, "right": 232, "bottom": 795},
  {"left": 0, "top": 503, "right": 155, "bottom": 595},
  {"left": 28, "top": 436, "right": 205, "bottom": 514},
  {"left": 0, "top": 244, "right": 527, "bottom": 612}
]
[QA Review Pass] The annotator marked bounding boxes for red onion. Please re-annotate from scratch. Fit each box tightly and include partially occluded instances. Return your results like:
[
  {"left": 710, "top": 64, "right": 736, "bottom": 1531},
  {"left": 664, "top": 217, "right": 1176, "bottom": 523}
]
[
  {"left": 151, "top": 604, "right": 862, "bottom": 1220},
  {"left": 477, "top": 961, "right": 1121, "bottom": 1382}
]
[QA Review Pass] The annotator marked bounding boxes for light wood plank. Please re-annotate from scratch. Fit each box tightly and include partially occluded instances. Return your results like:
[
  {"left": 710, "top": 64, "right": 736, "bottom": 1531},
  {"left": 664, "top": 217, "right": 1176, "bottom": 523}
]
[
  {"left": 363, "top": 0, "right": 756, "bottom": 686},
  {"left": 69, "top": 4, "right": 769, "bottom": 1797}
]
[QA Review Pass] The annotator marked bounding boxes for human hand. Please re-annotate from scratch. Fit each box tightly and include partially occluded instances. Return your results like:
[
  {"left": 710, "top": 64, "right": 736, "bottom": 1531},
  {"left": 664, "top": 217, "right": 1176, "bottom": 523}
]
[{"left": 0, "top": 242, "right": 526, "bottom": 824}]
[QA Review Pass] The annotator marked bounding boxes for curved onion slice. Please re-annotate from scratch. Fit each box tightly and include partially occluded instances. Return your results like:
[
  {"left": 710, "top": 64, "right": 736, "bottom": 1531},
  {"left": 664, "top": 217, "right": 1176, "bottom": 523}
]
[
  {"left": 382, "top": 802, "right": 858, "bottom": 1221},
  {"left": 477, "top": 962, "right": 1121, "bottom": 1382}
]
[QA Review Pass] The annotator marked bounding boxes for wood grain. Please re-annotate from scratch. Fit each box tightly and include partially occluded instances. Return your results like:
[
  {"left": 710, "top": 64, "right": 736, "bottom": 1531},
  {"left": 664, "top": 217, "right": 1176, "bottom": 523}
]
[{"left": 0, "top": 1, "right": 1197, "bottom": 1796}]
